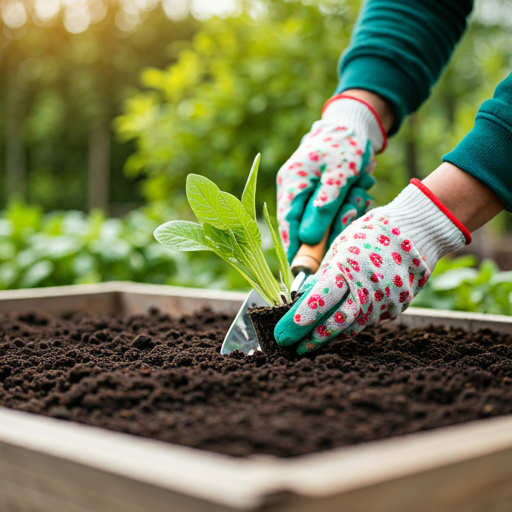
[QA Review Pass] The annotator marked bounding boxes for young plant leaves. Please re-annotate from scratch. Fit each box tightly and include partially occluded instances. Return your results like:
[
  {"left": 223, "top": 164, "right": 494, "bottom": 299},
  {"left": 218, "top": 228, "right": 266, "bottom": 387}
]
[
  {"left": 217, "top": 191, "right": 261, "bottom": 246},
  {"left": 154, "top": 221, "right": 211, "bottom": 252},
  {"left": 203, "top": 222, "right": 247, "bottom": 265},
  {"left": 203, "top": 222, "right": 272, "bottom": 303},
  {"left": 186, "top": 175, "right": 225, "bottom": 229},
  {"left": 263, "top": 203, "right": 294, "bottom": 290},
  {"left": 241, "top": 153, "right": 260, "bottom": 221},
  {"left": 155, "top": 154, "right": 292, "bottom": 305}
]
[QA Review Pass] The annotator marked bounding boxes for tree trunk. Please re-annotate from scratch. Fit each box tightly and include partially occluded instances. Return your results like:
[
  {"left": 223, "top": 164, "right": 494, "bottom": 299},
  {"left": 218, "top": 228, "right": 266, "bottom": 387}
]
[
  {"left": 88, "top": 121, "right": 111, "bottom": 213},
  {"left": 5, "top": 79, "right": 27, "bottom": 200},
  {"left": 441, "top": 68, "right": 457, "bottom": 128},
  {"left": 404, "top": 114, "right": 420, "bottom": 180}
]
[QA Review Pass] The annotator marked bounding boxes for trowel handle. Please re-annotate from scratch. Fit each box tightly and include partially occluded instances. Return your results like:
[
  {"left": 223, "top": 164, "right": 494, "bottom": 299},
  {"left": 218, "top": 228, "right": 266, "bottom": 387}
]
[{"left": 290, "top": 230, "right": 330, "bottom": 277}]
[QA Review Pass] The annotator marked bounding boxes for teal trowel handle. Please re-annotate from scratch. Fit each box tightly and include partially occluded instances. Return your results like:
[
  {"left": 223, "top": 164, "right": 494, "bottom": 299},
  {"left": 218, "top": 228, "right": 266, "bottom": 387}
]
[{"left": 290, "top": 229, "right": 330, "bottom": 281}]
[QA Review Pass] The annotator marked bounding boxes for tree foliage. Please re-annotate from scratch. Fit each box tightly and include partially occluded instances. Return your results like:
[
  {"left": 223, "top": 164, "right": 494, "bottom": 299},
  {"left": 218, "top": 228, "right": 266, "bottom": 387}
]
[
  {"left": 116, "top": 0, "right": 512, "bottom": 233},
  {"left": 116, "top": 1, "right": 359, "bottom": 213},
  {"left": 0, "top": 0, "right": 198, "bottom": 210}
]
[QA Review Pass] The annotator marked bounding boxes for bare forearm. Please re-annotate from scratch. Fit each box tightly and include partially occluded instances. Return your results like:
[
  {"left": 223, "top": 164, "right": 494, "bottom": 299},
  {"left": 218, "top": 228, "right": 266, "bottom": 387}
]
[
  {"left": 423, "top": 162, "right": 505, "bottom": 232},
  {"left": 328, "top": 92, "right": 504, "bottom": 234}
]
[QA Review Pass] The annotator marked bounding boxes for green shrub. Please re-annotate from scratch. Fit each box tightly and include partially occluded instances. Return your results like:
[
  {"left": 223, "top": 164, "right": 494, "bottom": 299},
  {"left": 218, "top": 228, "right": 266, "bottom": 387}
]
[
  {"left": 412, "top": 255, "right": 512, "bottom": 315},
  {"left": 0, "top": 201, "right": 279, "bottom": 292},
  {"left": 115, "top": 2, "right": 359, "bottom": 211},
  {"left": 0, "top": 202, "right": 177, "bottom": 289}
]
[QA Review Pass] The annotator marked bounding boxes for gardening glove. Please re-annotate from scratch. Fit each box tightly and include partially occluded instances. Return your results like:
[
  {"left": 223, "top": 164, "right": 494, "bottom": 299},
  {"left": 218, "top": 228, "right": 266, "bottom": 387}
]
[
  {"left": 277, "top": 95, "right": 387, "bottom": 263},
  {"left": 275, "top": 179, "right": 472, "bottom": 354}
]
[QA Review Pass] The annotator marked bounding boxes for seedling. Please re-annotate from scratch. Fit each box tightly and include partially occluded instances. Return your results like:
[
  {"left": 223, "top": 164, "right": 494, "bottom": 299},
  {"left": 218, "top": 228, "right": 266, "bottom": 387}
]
[{"left": 154, "top": 154, "right": 294, "bottom": 305}]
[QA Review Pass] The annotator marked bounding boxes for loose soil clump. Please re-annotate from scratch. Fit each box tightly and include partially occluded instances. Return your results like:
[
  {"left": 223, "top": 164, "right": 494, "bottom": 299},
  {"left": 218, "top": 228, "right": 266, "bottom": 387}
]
[
  {"left": 248, "top": 302, "right": 295, "bottom": 357},
  {"left": 1, "top": 308, "right": 512, "bottom": 458}
]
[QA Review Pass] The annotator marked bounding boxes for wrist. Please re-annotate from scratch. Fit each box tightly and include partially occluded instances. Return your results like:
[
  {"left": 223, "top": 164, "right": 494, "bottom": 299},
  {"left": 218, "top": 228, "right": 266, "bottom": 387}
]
[
  {"left": 338, "top": 89, "right": 394, "bottom": 134},
  {"left": 422, "top": 162, "right": 505, "bottom": 232},
  {"left": 322, "top": 96, "right": 387, "bottom": 153},
  {"left": 379, "top": 180, "right": 470, "bottom": 271}
]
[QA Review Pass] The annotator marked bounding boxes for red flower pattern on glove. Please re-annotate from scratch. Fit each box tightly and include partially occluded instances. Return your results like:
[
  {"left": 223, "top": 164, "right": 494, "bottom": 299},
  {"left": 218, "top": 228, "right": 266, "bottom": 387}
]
[
  {"left": 274, "top": 211, "right": 430, "bottom": 354},
  {"left": 276, "top": 100, "right": 378, "bottom": 263}
]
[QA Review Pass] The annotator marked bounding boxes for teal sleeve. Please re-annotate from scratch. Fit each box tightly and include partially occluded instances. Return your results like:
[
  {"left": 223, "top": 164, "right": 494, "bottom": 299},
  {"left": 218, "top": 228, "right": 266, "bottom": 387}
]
[
  {"left": 443, "top": 73, "right": 512, "bottom": 212},
  {"left": 336, "top": 0, "right": 474, "bottom": 134}
]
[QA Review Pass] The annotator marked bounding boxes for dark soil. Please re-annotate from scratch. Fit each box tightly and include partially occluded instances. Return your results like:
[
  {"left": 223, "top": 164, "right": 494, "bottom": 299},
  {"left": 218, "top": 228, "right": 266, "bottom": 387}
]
[
  {"left": 1, "top": 307, "right": 512, "bottom": 458},
  {"left": 248, "top": 302, "right": 295, "bottom": 357}
]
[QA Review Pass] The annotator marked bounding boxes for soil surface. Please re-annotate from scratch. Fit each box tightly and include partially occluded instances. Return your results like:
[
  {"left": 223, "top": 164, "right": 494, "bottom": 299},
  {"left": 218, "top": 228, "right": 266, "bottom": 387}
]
[{"left": 1, "top": 308, "right": 512, "bottom": 458}]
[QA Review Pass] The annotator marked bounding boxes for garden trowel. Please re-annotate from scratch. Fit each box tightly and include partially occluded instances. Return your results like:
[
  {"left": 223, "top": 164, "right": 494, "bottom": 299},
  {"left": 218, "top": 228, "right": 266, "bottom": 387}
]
[{"left": 221, "top": 234, "right": 329, "bottom": 355}]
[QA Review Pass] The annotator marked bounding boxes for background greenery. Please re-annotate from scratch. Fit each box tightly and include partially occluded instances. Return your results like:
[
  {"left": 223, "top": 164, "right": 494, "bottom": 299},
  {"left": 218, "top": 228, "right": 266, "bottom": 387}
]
[{"left": 1, "top": 0, "right": 511, "bottom": 313}]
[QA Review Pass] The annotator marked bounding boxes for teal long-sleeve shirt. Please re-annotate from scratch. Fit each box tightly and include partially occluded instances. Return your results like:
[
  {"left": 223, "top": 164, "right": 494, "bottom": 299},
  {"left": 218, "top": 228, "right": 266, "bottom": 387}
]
[{"left": 336, "top": 0, "right": 512, "bottom": 212}]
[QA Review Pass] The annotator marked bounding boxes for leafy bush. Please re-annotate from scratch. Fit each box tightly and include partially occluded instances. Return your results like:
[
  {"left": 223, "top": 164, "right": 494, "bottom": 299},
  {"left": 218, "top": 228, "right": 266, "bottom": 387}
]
[
  {"left": 2, "top": 202, "right": 511, "bottom": 316},
  {"left": 412, "top": 255, "right": 512, "bottom": 315},
  {"left": 0, "top": 202, "right": 179, "bottom": 289},
  {"left": 0, "top": 202, "right": 281, "bottom": 292},
  {"left": 115, "top": 2, "right": 359, "bottom": 212},
  {"left": 115, "top": 0, "right": 512, "bottom": 239}
]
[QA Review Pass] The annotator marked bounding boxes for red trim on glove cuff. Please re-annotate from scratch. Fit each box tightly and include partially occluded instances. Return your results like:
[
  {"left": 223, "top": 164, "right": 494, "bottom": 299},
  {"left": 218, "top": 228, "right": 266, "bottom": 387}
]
[
  {"left": 410, "top": 178, "right": 472, "bottom": 245},
  {"left": 322, "top": 93, "right": 388, "bottom": 153}
]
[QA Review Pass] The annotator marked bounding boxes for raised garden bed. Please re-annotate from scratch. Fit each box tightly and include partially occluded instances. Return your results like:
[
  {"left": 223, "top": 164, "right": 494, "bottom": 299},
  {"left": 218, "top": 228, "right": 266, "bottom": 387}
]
[{"left": 1, "top": 282, "right": 512, "bottom": 512}]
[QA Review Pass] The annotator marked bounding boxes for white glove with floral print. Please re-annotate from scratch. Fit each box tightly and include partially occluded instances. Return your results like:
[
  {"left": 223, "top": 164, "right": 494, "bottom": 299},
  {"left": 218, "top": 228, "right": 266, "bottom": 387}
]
[
  {"left": 275, "top": 179, "right": 472, "bottom": 354},
  {"left": 277, "top": 95, "right": 387, "bottom": 263}
]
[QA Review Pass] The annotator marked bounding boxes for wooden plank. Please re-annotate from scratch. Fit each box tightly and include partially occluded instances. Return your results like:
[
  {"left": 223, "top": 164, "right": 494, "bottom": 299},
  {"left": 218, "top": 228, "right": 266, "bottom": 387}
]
[
  {"left": 0, "top": 442, "right": 242, "bottom": 512},
  {"left": 269, "top": 449, "right": 512, "bottom": 512},
  {"left": 279, "top": 414, "right": 512, "bottom": 497},
  {"left": 0, "top": 283, "right": 122, "bottom": 316},
  {"left": 1, "top": 282, "right": 511, "bottom": 333},
  {"left": 0, "top": 283, "right": 247, "bottom": 317},
  {"left": 114, "top": 282, "right": 246, "bottom": 316},
  {"left": 399, "top": 307, "right": 512, "bottom": 334},
  {"left": 0, "top": 407, "right": 278, "bottom": 511},
  {"left": 3, "top": 405, "right": 512, "bottom": 511}
]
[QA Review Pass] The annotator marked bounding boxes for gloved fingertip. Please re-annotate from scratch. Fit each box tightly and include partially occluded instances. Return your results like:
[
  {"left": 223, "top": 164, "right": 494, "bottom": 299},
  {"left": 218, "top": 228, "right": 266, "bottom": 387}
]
[
  {"left": 357, "top": 173, "right": 376, "bottom": 190},
  {"left": 274, "top": 315, "right": 299, "bottom": 347},
  {"left": 296, "top": 338, "right": 322, "bottom": 355},
  {"left": 297, "top": 229, "right": 326, "bottom": 246}
]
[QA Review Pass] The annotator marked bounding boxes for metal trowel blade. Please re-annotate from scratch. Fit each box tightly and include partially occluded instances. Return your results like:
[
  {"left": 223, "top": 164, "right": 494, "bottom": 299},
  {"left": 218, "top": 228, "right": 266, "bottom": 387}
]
[{"left": 220, "top": 289, "right": 268, "bottom": 355}]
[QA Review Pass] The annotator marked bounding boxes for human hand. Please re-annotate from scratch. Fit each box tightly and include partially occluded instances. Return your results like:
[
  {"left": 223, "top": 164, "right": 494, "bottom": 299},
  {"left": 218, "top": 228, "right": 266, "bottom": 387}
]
[
  {"left": 277, "top": 95, "right": 387, "bottom": 263},
  {"left": 275, "top": 179, "right": 471, "bottom": 354}
]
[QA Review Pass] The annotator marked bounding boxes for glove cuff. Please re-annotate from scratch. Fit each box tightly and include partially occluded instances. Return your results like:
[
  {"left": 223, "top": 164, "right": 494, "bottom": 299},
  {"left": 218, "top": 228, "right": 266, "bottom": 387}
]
[
  {"left": 322, "top": 95, "right": 387, "bottom": 153},
  {"left": 378, "top": 180, "right": 471, "bottom": 271}
]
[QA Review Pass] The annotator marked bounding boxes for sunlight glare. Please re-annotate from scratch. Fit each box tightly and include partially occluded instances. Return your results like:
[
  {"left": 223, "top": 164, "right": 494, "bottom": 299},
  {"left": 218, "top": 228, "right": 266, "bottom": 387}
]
[
  {"left": 162, "top": 0, "right": 187, "bottom": 21},
  {"left": 191, "top": 0, "right": 237, "bottom": 20},
  {"left": 2, "top": 1, "right": 28, "bottom": 28},
  {"left": 115, "top": 10, "right": 140, "bottom": 31},
  {"left": 88, "top": 0, "right": 107, "bottom": 23},
  {"left": 34, "top": 0, "right": 61, "bottom": 21},
  {"left": 64, "top": 4, "right": 91, "bottom": 33}
]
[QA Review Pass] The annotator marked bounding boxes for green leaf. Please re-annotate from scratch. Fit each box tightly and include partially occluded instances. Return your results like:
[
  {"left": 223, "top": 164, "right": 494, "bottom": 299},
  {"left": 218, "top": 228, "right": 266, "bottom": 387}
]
[
  {"left": 263, "top": 202, "right": 293, "bottom": 290},
  {"left": 241, "top": 153, "right": 260, "bottom": 221},
  {"left": 216, "top": 192, "right": 282, "bottom": 304},
  {"left": 20, "top": 260, "right": 54, "bottom": 288},
  {"left": 203, "top": 223, "right": 272, "bottom": 303},
  {"left": 474, "top": 258, "right": 500, "bottom": 285},
  {"left": 204, "top": 223, "right": 242, "bottom": 261},
  {"left": 154, "top": 221, "right": 211, "bottom": 252},
  {"left": 161, "top": 156, "right": 286, "bottom": 306},
  {"left": 430, "top": 268, "right": 478, "bottom": 291},
  {"left": 217, "top": 191, "right": 261, "bottom": 245},
  {"left": 490, "top": 271, "right": 512, "bottom": 286},
  {"left": 186, "top": 175, "right": 225, "bottom": 228}
]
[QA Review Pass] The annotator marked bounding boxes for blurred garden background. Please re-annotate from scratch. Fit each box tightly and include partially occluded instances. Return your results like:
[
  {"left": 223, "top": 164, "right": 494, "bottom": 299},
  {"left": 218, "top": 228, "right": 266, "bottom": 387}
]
[{"left": 0, "top": 0, "right": 512, "bottom": 313}]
